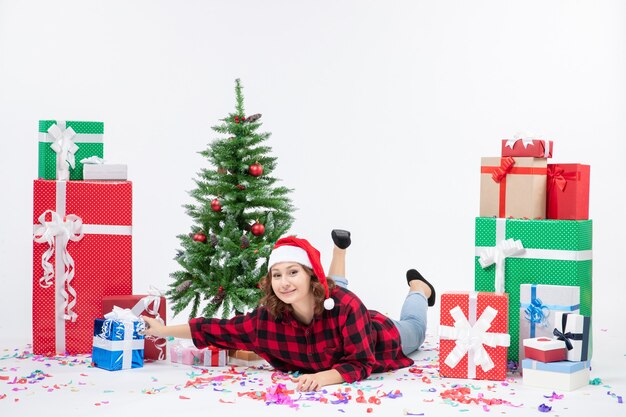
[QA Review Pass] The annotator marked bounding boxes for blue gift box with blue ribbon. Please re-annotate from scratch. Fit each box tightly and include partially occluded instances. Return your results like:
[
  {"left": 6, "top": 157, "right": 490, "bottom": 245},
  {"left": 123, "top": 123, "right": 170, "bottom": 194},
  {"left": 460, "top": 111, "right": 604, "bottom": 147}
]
[
  {"left": 92, "top": 313, "right": 145, "bottom": 371},
  {"left": 519, "top": 284, "right": 580, "bottom": 363}
]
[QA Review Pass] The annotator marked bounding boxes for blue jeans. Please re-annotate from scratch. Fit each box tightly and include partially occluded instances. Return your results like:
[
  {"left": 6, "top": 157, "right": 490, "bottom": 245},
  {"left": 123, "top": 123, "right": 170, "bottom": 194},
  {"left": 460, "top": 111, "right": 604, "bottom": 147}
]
[{"left": 332, "top": 275, "right": 427, "bottom": 356}]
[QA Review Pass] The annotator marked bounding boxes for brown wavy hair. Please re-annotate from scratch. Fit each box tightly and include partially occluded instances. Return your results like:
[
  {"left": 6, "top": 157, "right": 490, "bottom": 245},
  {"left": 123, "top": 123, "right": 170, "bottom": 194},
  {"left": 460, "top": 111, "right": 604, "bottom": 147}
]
[{"left": 259, "top": 264, "right": 336, "bottom": 319}]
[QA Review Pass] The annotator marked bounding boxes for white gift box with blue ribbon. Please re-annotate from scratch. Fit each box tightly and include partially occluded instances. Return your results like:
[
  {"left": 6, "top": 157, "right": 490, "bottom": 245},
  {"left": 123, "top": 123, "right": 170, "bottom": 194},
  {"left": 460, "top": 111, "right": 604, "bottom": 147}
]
[
  {"left": 519, "top": 284, "right": 579, "bottom": 363},
  {"left": 92, "top": 307, "right": 145, "bottom": 371}
]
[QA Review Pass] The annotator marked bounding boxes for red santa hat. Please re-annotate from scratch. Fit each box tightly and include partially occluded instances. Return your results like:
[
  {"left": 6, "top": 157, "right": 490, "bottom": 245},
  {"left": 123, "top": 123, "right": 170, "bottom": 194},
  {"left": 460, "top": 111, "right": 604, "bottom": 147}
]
[{"left": 267, "top": 236, "right": 335, "bottom": 310}]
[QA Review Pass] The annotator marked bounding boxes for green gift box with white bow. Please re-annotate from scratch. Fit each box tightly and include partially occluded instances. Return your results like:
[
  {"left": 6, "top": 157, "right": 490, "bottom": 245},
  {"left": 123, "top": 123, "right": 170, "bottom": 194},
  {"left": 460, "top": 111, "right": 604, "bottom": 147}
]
[
  {"left": 474, "top": 217, "right": 592, "bottom": 361},
  {"left": 38, "top": 120, "right": 104, "bottom": 180}
]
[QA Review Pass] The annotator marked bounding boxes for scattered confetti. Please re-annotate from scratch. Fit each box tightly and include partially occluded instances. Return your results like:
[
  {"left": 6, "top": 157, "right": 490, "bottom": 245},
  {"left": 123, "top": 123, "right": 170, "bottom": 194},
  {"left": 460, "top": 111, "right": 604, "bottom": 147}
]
[
  {"left": 607, "top": 391, "right": 623, "bottom": 404},
  {"left": 538, "top": 403, "right": 552, "bottom": 412},
  {"left": 543, "top": 391, "right": 564, "bottom": 400},
  {"left": 439, "top": 386, "right": 521, "bottom": 408},
  {"left": 0, "top": 335, "right": 623, "bottom": 413}
]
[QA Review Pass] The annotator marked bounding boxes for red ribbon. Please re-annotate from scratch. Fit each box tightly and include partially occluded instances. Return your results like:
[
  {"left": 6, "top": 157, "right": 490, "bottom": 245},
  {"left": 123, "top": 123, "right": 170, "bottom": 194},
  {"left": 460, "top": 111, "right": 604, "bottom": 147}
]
[
  {"left": 481, "top": 158, "right": 547, "bottom": 217},
  {"left": 547, "top": 166, "right": 580, "bottom": 192},
  {"left": 491, "top": 157, "right": 515, "bottom": 183}
]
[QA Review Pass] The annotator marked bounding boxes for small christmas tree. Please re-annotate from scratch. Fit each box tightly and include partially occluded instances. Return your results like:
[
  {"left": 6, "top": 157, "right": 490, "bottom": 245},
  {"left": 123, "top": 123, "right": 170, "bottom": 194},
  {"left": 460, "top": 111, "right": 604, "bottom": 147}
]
[{"left": 168, "top": 79, "right": 295, "bottom": 319}]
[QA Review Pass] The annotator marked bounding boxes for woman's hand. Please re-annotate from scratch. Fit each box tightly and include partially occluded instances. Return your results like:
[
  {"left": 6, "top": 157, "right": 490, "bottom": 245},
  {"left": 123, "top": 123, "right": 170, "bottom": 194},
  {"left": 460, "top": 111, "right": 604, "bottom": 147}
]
[
  {"left": 140, "top": 316, "right": 166, "bottom": 338},
  {"left": 139, "top": 317, "right": 193, "bottom": 339},
  {"left": 292, "top": 369, "right": 344, "bottom": 391}
]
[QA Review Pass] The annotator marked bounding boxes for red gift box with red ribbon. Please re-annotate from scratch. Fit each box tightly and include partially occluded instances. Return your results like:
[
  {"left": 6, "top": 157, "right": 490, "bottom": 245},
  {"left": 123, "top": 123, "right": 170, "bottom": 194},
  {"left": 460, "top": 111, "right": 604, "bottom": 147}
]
[
  {"left": 439, "top": 291, "right": 510, "bottom": 381},
  {"left": 546, "top": 164, "right": 590, "bottom": 220},
  {"left": 501, "top": 138, "right": 553, "bottom": 158},
  {"left": 102, "top": 294, "right": 167, "bottom": 360},
  {"left": 32, "top": 179, "right": 132, "bottom": 355},
  {"left": 480, "top": 157, "right": 547, "bottom": 219}
]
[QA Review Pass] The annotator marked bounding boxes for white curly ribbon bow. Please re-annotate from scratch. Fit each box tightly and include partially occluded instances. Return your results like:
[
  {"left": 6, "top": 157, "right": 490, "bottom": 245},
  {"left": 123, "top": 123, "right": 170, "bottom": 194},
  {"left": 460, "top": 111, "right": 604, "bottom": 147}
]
[
  {"left": 130, "top": 286, "right": 167, "bottom": 360},
  {"left": 33, "top": 209, "right": 84, "bottom": 322}
]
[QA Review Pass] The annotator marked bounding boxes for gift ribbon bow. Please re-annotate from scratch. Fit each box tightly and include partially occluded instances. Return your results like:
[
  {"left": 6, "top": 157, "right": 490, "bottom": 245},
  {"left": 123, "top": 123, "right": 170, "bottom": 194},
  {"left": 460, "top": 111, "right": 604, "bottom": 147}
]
[
  {"left": 505, "top": 134, "right": 538, "bottom": 149},
  {"left": 547, "top": 166, "right": 579, "bottom": 192},
  {"left": 33, "top": 210, "right": 84, "bottom": 321},
  {"left": 553, "top": 314, "right": 583, "bottom": 351},
  {"left": 48, "top": 122, "right": 79, "bottom": 180},
  {"left": 440, "top": 305, "right": 510, "bottom": 373},
  {"left": 478, "top": 238, "right": 525, "bottom": 293},
  {"left": 491, "top": 157, "right": 515, "bottom": 183},
  {"left": 130, "top": 287, "right": 167, "bottom": 360},
  {"left": 524, "top": 297, "right": 549, "bottom": 327}
]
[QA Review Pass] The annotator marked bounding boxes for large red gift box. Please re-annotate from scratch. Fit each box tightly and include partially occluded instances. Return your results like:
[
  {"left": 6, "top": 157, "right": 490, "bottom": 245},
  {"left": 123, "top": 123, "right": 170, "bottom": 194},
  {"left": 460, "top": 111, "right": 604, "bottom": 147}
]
[
  {"left": 480, "top": 157, "right": 547, "bottom": 219},
  {"left": 102, "top": 294, "right": 167, "bottom": 360},
  {"left": 439, "top": 291, "right": 510, "bottom": 381},
  {"left": 32, "top": 180, "right": 132, "bottom": 354},
  {"left": 546, "top": 164, "right": 590, "bottom": 220},
  {"left": 501, "top": 138, "right": 553, "bottom": 158}
]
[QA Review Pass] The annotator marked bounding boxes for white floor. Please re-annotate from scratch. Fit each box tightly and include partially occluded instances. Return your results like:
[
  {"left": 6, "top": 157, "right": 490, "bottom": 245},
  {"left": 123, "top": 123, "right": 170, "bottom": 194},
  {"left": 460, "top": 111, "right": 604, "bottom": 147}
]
[{"left": 1, "top": 328, "right": 624, "bottom": 417}]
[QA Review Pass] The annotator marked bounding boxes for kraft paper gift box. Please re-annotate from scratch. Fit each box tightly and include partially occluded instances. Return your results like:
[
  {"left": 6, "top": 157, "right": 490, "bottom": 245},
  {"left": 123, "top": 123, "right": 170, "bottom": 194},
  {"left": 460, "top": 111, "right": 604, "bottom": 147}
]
[
  {"left": 474, "top": 217, "right": 592, "bottom": 361},
  {"left": 38, "top": 120, "right": 104, "bottom": 180},
  {"left": 102, "top": 294, "right": 167, "bottom": 360},
  {"left": 523, "top": 337, "right": 567, "bottom": 363},
  {"left": 92, "top": 311, "right": 144, "bottom": 371},
  {"left": 228, "top": 349, "right": 266, "bottom": 366},
  {"left": 439, "top": 291, "right": 510, "bottom": 381},
  {"left": 522, "top": 359, "right": 590, "bottom": 391},
  {"left": 519, "top": 284, "right": 580, "bottom": 362},
  {"left": 547, "top": 164, "right": 591, "bottom": 220},
  {"left": 32, "top": 179, "right": 132, "bottom": 355},
  {"left": 170, "top": 343, "right": 227, "bottom": 367},
  {"left": 501, "top": 138, "right": 553, "bottom": 158},
  {"left": 553, "top": 312, "right": 591, "bottom": 362},
  {"left": 480, "top": 157, "right": 548, "bottom": 219}
]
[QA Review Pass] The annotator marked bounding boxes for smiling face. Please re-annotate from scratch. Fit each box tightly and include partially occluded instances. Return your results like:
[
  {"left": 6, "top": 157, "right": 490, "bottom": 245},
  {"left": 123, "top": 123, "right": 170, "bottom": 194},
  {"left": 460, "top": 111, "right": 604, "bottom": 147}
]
[{"left": 270, "top": 262, "right": 313, "bottom": 307}]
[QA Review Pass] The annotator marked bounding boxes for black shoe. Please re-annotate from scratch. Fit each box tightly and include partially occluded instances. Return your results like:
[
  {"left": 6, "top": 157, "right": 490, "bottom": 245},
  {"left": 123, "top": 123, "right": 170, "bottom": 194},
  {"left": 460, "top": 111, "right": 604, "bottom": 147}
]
[
  {"left": 331, "top": 229, "right": 351, "bottom": 249},
  {"left": 406, "top": 269, "right": 436, "bottom": 306}
]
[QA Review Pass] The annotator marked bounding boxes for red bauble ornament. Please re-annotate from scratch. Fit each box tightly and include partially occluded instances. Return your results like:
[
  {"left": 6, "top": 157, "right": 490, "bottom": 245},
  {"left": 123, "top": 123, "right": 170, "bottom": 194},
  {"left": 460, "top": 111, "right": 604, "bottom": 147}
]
[
  {"left": 234, "top": 116, "right": 240, "bottom": 123},
  {"left": 236, "top": 184, "right": 246, "bottom": 190},
  {"left": 248, "top": 162, "right": 263, "bottom": 177},
  {"left": 210, "top": 198, "right": 222, "bottom": 212},
  {"left": 218, "top": 286, "right": 224, "bottom": 292},
  {"left": 193, "top": 233, "right": 207, "bottom": 243},
  {"left": 251, "top": 222, "right": 265, "bottom": 236}
]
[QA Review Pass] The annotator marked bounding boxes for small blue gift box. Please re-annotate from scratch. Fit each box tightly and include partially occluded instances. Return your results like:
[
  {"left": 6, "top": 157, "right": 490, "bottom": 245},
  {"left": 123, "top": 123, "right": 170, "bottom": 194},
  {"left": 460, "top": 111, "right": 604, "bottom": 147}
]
[{"left": 92, "top": 318, "right": 145, "bottom": 371}]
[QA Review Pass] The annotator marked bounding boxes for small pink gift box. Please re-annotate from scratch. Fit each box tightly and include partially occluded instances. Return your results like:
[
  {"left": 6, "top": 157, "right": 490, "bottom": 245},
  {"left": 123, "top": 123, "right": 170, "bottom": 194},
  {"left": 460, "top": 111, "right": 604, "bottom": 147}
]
[
  {"left": 523, "top": 337, "right": 567, "bottom": 363},
  {"left": 170, "top": 343, "right": 227, "bottom": 367}
]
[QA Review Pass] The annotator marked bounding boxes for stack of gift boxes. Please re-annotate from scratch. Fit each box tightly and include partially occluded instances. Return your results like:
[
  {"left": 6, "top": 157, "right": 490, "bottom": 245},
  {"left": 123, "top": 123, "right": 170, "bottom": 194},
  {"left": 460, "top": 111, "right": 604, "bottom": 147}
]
[
  {"left": 31, "top": 120, "right": 244, "bottom": 370},
  {"left": 32, "top": 120, "right": 165, "bottom": 370},
  {"left": 439, "top": 136, "right": 592, "bottom": 389}
]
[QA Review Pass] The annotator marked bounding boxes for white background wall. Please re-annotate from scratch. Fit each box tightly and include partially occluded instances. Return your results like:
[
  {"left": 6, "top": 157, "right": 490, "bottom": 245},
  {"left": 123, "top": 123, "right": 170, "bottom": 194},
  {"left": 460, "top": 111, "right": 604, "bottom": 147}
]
[{"left": 1, "top": 0, "right": 624, "bottom": 344}]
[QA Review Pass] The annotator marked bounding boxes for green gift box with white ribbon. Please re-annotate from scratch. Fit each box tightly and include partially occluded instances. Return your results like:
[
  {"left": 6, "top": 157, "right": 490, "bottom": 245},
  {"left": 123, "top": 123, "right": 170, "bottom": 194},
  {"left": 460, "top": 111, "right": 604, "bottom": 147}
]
[
  {"left": 474, "top": 217, "right": 592, "bottom": 361},
  {"left": 38, "top": 120, "right": 104, "bottom": 180}
]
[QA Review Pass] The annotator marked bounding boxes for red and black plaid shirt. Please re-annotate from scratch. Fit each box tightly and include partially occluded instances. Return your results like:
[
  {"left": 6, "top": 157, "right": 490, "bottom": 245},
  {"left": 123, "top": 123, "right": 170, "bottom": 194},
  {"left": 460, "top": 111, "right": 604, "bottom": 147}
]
[{"left": 189, "top": 286, "right": 413, "bottom": 383}]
